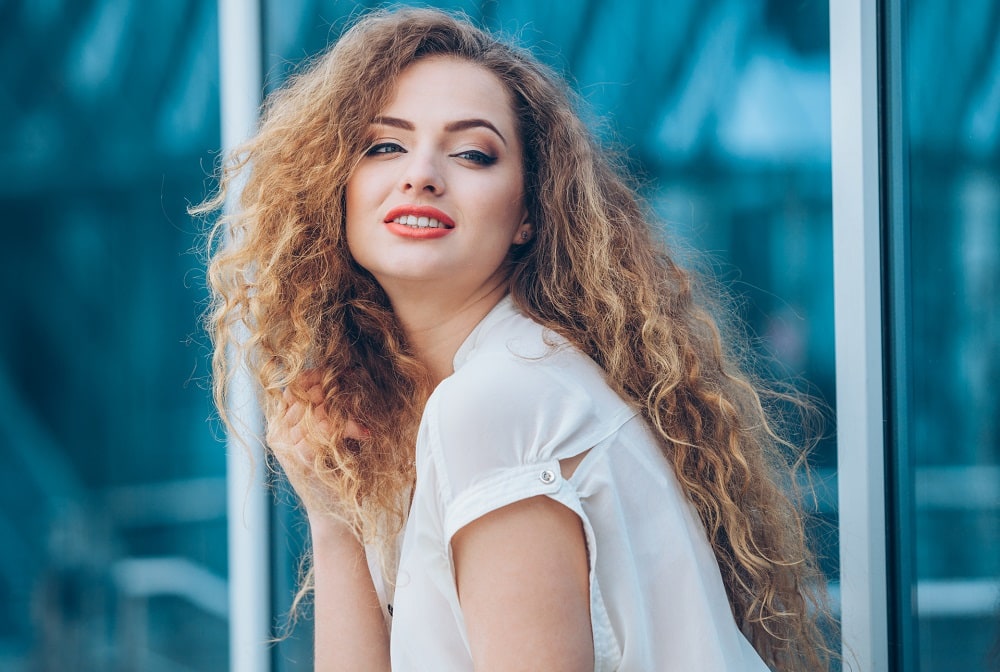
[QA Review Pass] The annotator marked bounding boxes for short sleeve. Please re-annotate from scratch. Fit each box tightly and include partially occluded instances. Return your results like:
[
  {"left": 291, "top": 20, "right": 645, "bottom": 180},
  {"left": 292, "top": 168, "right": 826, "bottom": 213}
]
[
  {"left": 419, "top": 358, "right": 627, "bottom": 670},
  {"left": 421, "top": 351, "right": 635, "bottom": 538},
  {"left": 427, "top": 355, "right": 629, "bottom": 497}
]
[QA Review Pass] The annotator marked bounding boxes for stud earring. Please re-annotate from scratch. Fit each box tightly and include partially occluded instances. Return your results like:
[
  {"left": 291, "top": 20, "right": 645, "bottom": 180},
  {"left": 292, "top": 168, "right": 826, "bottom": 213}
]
[{"left": 520, "top": 230, "right": 531, "bottom": 241}]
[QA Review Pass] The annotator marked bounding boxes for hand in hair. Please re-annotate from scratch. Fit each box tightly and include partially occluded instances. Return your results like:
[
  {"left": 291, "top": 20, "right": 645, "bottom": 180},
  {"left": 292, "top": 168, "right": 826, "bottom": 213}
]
[
  {"left": 268, "top": 371, "right": 391, "bottom": 670},
  {"left": 267, "top": 370, "right": 367, "bottom": 523}
]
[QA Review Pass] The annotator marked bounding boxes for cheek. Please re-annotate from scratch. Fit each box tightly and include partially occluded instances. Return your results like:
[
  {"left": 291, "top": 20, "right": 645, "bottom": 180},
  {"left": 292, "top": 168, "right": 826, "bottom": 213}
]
[
  {"left": 344, "top": 162, "right": 378, "bottom": 212},
  {"left": 343, "top": 185, "right": 368, "bottom": 262},
  {"left": 344, "top": 171, "right": 371, "bottom": 230},
  {"left": 480, "top": 171, "right": 526, "bottom": 226},
  {"left": 343, "top": 218, "right": 370, "bottom": 269},
  {"left": 344, "top": 176, "right": 362, "bottom": 222}
]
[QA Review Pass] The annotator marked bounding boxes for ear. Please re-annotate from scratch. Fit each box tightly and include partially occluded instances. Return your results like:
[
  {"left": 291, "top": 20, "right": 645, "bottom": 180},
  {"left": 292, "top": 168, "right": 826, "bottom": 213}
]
[{"left": 512, "top": 221, "right": 535, "bottom": 245}]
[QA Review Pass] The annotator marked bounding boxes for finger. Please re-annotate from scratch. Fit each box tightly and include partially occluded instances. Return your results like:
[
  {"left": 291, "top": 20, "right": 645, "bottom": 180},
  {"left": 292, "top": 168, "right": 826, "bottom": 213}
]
[
  {"left": 287, "top": 424, "right": 304, "bottom": 449},
  {"left": 271, "top": 425, "right": 311, "bottom": 469},
  {"left": 306, "top": 383, "right": 325, "bottom": 405},
  {"left": 281, "top": 385, "right": 299, "bottom": 406},
  {"left": 279, "top": 400, "right": 307, "bottom": 431},
  {"left": 344, "top": 418, "right": 370, "bottom": 440},
  {"left": 297, "top": 368, "right": 323, "bottom": 389}
]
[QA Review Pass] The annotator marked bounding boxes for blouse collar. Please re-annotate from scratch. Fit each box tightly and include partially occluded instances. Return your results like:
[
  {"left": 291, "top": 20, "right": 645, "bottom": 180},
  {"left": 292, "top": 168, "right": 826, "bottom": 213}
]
[{"left": 451, "top": 294, "right": 517, "bottom": 372}]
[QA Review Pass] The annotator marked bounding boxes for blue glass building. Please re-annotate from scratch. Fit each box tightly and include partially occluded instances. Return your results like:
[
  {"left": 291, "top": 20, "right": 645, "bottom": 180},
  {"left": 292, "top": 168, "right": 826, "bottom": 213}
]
[{"left": 0, "top": 1, "right": 996, "bottom": 669}]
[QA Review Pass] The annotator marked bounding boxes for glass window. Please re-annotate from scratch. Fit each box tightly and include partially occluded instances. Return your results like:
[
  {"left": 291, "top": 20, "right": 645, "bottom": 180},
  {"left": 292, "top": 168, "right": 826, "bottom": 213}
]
[
  {"left": 0, "top": 3, "right": 225, "bottom": 670},
  {"left": 884, "top": 0, "right": 1000, "bottom": 669}
]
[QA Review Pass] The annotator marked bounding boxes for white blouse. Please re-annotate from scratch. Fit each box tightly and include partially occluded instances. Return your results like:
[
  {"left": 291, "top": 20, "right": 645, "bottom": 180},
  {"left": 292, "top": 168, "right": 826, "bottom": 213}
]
[{"left": 371, "top": 296, "right": 771, "bottom": 671}]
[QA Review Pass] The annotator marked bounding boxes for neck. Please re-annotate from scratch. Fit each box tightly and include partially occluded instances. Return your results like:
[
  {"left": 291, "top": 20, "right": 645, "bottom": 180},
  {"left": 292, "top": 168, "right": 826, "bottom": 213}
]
[{"left": 386, "top": 281, "right": 509, "bottom": 386}]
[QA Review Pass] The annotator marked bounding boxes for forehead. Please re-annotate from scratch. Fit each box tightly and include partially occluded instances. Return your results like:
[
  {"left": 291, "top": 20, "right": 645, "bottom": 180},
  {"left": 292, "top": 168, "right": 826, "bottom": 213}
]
[{"left": 382, "top": 56, "right": 518, "bottom": 131}]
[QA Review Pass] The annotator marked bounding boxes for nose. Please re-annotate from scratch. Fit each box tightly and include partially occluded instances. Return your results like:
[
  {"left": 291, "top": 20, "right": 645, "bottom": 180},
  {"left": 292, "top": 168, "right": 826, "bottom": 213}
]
[{"left": 399, "top": 151, "right": 444, "bottom": 195}]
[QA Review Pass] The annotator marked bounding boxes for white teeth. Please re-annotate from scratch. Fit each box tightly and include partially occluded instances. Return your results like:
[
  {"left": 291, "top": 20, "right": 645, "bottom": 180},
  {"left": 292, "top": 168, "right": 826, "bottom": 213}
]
[{"left": 394, "top": 215, "right": 445, "bottom": 229}]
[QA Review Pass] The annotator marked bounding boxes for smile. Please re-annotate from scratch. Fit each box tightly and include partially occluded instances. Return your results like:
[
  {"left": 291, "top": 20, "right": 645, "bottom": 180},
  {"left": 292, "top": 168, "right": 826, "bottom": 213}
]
[
  {"left": 383, "top": 205, "right": 456, "bottom": 240},
  {"left": 384, "top": 205, "right": 456, "bottom": 229},
  {"left": 392, "top": 215, "right": 449, "bottom": 229}
]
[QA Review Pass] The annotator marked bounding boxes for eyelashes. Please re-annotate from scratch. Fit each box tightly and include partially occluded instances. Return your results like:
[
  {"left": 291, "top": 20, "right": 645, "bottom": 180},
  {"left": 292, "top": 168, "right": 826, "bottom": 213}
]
[
  {"left": 366, "top": 142, "right": 404, "bottom": 156},
  {"left": 452, "top": 150, "right": 497, "bottom": 166},
  {"left": 364, "top": 142, "right": 498, "bottom": 166}
]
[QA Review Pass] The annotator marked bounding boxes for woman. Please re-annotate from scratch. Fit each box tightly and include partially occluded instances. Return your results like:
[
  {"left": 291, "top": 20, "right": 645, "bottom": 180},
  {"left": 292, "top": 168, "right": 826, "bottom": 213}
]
[{"left": 203, "top": 7, "right": 833, "bottom": 670}]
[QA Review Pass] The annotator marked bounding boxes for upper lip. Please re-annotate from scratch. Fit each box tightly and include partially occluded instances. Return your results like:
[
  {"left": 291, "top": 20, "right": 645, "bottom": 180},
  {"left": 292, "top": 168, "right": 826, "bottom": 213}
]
[{"left": 384, "top": 205, "right": 455, "bottom": 228}]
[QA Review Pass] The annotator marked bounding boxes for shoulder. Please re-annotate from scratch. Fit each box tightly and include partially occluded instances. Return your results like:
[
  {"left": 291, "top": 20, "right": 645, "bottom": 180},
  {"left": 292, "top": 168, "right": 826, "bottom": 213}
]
[
  {"left": 438, "top": 351, "right": 567, "bottom": 414},
  {"left": 426, "top": 350, "right": 583, "bottom": 467},
  {"left": 419, "top": 309, "right": 637, "bottom": 493},
  {"left": 446, "top": 301, "right": 616, "bottom": 403},
  {"left": 430, "top": 313, "right": 609, "bottom": 453}
]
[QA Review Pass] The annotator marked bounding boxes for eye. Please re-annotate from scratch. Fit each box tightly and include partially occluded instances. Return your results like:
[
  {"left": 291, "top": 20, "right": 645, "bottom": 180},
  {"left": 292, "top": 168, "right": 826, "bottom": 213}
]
[
  {"left": 365, "top": 142, "right": 405, "bottom": 156},
  {"left": 452, "top": 149, "right": 497, "bottom": 166}
]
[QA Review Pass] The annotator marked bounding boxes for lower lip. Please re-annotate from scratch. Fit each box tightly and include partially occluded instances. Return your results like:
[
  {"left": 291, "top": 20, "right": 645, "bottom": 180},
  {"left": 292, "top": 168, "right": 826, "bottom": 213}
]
[{"left": 385, "top": 221, "right": 454, "bottom": 239}]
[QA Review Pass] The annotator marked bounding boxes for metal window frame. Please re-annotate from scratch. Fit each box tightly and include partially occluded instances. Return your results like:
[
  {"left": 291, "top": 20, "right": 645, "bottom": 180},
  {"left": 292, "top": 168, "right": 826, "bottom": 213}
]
[
  {"left": 878, "top": 0, "right": 918, "bottom": 668},
  {"left": 830, "top": 1, "right": 890, "bottom": 671},
  {"left": 218, "top": 1, "right": 271, "bottom": 671}
]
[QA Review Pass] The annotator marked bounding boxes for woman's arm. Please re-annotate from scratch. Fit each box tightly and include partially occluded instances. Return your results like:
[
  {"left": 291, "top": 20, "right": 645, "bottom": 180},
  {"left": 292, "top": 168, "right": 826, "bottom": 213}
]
[
  {"left": 451, "top": 495, "right": 594, "bottom": 672},
  {"left": 309, "top": 514, "right": 390, "bottom": 672},
  {"left": 269, "top": 378, "right": 390, "bottom": 671}
]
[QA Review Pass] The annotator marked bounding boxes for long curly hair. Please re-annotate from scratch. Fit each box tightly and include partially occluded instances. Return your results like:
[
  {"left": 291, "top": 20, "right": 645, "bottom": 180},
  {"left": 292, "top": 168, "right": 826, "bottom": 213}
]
[{"left": 199, "top": 7, "right": 835, "bottom": 669}]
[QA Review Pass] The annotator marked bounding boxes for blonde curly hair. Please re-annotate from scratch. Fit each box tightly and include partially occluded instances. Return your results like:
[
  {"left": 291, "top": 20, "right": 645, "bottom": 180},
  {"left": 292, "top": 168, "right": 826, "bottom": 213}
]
[{"left": 199, "top": 7, "right": 835, "bottom": 669}]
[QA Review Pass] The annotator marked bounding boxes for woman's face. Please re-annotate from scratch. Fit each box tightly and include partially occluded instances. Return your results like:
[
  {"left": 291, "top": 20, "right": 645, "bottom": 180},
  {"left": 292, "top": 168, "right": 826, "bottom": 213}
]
[{"left": 345, "top": 56, "right": 529, "bottom": 300}]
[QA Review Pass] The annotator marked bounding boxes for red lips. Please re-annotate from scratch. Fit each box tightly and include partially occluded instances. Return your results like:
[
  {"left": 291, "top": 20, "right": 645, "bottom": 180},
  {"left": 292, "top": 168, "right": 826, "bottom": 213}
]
[
  {"left": 383, "top": 204, "right": 456, "bottom": 239},
  {"left": 383, "top": 205, "right": 456, "bottom": 227}
]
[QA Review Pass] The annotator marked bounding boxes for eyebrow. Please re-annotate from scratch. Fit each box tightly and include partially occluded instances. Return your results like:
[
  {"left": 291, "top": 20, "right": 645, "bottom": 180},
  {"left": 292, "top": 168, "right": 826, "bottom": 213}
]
[{"left": 372, "top": 116, "right": 508, "bottom": 146}]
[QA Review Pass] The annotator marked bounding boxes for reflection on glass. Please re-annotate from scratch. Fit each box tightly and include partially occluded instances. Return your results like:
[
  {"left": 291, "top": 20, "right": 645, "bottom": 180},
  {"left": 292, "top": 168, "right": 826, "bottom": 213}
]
[
  {"left": 891, "top": 0, "right": 1000, "bottom": 669},
  {"left": 0, "top": 3, "right": 225, "bottom": 670}
]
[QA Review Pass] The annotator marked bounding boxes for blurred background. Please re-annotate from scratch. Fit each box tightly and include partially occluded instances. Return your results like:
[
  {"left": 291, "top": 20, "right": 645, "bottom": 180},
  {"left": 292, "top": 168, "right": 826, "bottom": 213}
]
[{"left": 0, "top": 0, "right": 995, "bottom": 670}]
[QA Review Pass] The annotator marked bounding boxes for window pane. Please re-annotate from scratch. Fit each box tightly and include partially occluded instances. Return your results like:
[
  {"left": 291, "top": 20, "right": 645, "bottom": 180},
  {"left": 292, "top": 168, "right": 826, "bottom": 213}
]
[
  {"left": 0, "top": 3, "right": 225, "bottom": 670},
  {"left": 886, "top": 0, "right": 1000, "bottom": 669}
]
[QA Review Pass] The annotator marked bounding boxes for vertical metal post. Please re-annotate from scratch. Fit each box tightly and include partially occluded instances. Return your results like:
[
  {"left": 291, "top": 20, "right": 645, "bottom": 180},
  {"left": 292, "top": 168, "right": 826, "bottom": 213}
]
[
  {"left": 879, "top": 0, "right": 917, "bottom": 667},
  {"left": 218, "top": 1, "right": 270, "bottom": 671},
  {"left": 830, "top": 1, "right": 889, "bottom": 670}
]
